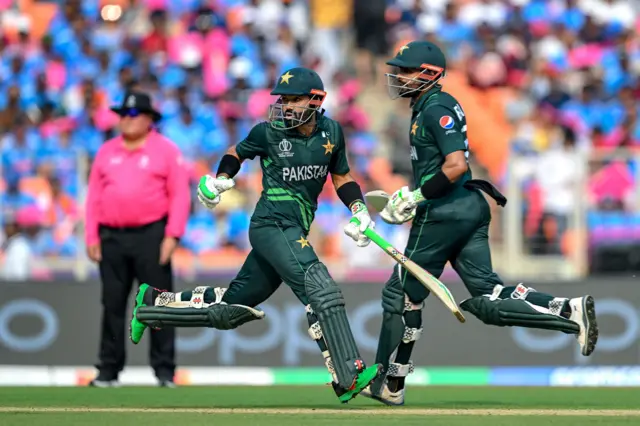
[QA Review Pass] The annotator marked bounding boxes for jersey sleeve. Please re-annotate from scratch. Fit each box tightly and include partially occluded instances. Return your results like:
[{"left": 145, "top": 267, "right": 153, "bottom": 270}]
[
  {"left": 235, "top": 123, "right": 268, "bottom": 160},
  {"left": 329, "top": 124, "right": 350, "bottom": 175},
  {"left": 424, "top": 105, "right": 467, "bottom": 157}
]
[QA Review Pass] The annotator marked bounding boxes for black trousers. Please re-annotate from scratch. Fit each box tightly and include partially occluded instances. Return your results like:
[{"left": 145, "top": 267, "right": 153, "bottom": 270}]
[{"left": 96, "top": 218, "right": 175, "bottom": 380}]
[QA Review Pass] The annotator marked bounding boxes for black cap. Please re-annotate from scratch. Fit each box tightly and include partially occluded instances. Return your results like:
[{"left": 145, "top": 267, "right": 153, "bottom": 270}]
[{"left": 110, "top": 91, "right": 162, "bottom": 122}]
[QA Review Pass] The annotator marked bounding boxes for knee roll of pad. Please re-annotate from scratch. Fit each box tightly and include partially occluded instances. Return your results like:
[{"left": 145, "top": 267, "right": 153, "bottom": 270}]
[{"left": 381, "top": 281, "right": 405, "bottom": 315}]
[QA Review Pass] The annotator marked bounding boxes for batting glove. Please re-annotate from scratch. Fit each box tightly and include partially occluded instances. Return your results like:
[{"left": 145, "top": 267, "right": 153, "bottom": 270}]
[
  {"left": 197, "top": 175, "right": 235, "bottom": 210},
  {"left": 381, "top": 186, "right": 422, "bottom": 224},
  {"left": 344, "top": 201, "right": 375, "bottom": 247}
]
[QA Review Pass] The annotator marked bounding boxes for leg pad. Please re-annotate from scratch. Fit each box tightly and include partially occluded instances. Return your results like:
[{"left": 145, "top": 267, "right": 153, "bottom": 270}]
[
  {"left": 305, "top": 262, "right": 364, "bottom": 388},
  {"left": 460, "top": 296, "right": 579, "bottom": 334},
  {"left": 136, "top": 303, "right": 264, "bottom": 330}
]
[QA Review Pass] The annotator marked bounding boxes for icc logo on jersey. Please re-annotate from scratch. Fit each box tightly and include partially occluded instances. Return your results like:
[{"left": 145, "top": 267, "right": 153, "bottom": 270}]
[{"left": 278, "top": 139, "right": 294, "bottom": 158}]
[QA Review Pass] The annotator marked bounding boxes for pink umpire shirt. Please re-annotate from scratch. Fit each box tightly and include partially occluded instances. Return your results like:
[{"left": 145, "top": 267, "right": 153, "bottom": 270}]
[{"left": 85, "top": 131, "right": 191, "bottom": 246}]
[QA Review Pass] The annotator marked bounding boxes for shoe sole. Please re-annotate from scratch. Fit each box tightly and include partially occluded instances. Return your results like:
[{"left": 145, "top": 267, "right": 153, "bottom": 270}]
[
  {"left": 581, "top": 295, "right": 598, "bottom": 356},
  {"left": 369, "top": 392, "right": 405, "bottom": 406},
  {"left": 340, "top": 364, "right": 383, "bottom": 404},
  {"left": 129, "top": 284, "right": 149, "bottom": 344},
  {"left": 361, "top": 388, "right": 405, "bottom": 406}
]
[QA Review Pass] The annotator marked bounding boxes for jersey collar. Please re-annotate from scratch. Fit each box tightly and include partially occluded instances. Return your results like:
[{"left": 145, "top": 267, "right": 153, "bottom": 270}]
[
  {"left": 411, "top": 85, "right": 442, "bottom": 112},
  {"left": 283, "top": 112, "right": 325, "bottom": 138}
]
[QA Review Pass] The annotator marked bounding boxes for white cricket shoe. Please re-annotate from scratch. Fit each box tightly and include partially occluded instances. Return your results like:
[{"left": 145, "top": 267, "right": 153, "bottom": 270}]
[
  {"left": 360, "top": 382, "right": 405, "bottom": 406},
  {"left": 569, "top": 295, "right": 598, "bottom": 356}
]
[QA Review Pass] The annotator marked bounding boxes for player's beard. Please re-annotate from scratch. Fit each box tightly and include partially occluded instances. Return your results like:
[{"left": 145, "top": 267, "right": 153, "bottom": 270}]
[
  {"left": 386, "top": 73, "right": 442, "bottom": 100},
  {"left": 284, "top": 110, "right": 305, "bottom": 128},
  {"left": 268, "top": 102, "right": 316, "bottom": 129},
  {"left": 386, "top": 74, "right": 423, "bottom": 99}
]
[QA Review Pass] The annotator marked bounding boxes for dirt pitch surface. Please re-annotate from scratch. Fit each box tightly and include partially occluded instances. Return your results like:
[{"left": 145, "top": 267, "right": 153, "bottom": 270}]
[{"left": 1, "top": 407, "right": 640, "bottom": 416}]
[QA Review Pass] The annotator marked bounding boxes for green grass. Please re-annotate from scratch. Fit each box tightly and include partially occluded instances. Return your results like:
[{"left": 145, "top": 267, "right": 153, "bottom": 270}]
[{"left": 1, "top": 386, "right": 639, "bottom": 425}]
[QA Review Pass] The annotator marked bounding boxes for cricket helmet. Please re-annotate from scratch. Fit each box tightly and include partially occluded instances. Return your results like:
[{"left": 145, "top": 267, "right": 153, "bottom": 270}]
[
  {"left": 385, "top": 40, "right": 447, "bottom": 99},
  {"left": 268, "top": 67, "right": 326, "bottom": 130}
]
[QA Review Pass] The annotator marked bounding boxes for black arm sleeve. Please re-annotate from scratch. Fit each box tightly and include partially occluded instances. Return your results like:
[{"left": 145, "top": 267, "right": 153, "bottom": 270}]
[
  {"left": 216, "top": 154, "right": 241, "bottom": 178},
  {"left": 337, "top": 181, "right": 365, "bottom": 212}
]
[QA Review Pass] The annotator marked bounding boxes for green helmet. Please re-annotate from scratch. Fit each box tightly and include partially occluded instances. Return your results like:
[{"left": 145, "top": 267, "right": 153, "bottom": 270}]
[
  {"left": 268, "top": 67, "right": 326, "bottom": 130},
  {"left": 385, "top": 40, "right": 447, "bottom": 99}
]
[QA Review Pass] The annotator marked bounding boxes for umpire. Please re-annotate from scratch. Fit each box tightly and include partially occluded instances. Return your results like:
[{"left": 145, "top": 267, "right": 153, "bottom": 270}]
[{"left": 85, "top": 91, "right": 191, "bottom": 387}]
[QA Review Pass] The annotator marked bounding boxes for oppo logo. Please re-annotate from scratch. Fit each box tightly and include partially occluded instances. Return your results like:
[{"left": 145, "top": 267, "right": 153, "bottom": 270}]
[{"left": 0, "top": 299, "right": 59, "bottom": 352}]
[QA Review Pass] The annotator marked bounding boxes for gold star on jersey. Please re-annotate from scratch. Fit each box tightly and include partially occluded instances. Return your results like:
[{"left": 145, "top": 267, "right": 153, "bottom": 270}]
[
  {"left": 322, "top": 140, "right": 335, "bottom": 155},
  {"left": 280, "top": 71, "right": 294, "bottom": 84},
  {"left": 411, "top": 122, "right": 418, "bottom": 135},
  {"left": 296, "top": 236, "right": 310, "bottom": 248}
]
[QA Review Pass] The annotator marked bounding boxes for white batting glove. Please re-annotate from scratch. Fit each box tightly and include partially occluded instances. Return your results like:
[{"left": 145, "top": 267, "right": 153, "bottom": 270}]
[
  {"left": 343, "top": 201, "right": 375, "bottom": 247},
  {"left": 197, "top": 175, "right": 235, "bottom": 210},
  {"left": 381, "top": 186, "right": 422, "bottom": 224}
]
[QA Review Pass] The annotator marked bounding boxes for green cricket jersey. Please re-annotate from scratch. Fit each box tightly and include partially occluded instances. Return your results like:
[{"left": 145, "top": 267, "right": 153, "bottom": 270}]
[
  {"left": 235, "top": 115, "right": 349, "bottom": 233},
  {"left": 409, "top": 86, "right": 471, "bottom": 192}
]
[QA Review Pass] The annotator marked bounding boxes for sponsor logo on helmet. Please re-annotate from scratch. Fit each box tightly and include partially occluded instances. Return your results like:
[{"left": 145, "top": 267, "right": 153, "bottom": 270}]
[{"left": 439, "top": 116, "right": 455, "bottom": 129}]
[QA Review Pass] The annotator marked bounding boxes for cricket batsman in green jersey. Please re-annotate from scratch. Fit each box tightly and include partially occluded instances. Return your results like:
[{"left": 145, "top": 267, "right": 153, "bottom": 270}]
[
  {"left": 127, "top": 67, "right": 381, "bottom": 403},
  {"left": 360, "top": 41, "right": 599, "bottom": 406}
]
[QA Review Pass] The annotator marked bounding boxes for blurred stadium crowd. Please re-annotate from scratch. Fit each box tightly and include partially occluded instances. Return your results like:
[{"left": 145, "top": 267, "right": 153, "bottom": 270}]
[{"left": 0, "top": 0, "right": 638, "bottom": 276}]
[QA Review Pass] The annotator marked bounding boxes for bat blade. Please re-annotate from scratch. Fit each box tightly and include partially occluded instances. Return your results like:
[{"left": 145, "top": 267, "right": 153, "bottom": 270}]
[
  {"left": 352, "top": 216, "right": 466, "bottom": 323},
  {"left": 365, "top": 190, "right": 390, "bottom": 213},
  {"left": 402, "top": 258, "right": 466, "bottom": 323},
  {"left": 384, "top": 247, "right": 466, "bottom": 323}
]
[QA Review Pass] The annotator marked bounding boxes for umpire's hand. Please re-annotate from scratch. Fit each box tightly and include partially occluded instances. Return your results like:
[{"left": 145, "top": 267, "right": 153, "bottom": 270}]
[
  {"left": 87, "top": 244, "right": 102, "bottom": 262},
  {"left": 159, "top": 237, "right": 178, "bottom": 265}
]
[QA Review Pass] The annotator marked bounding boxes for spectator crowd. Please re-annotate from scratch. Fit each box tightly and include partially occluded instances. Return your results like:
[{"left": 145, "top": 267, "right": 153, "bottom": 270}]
[{"left": 0, "top": 0, "right": 638, "bottom": 275}]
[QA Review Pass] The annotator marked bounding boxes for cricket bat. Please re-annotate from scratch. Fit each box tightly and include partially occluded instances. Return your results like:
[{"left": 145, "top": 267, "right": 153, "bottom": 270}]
[
  {"left": 364, "top": 190, "right": 391, "bottom": 213},
  {"left": 350, "top": 217, "right": 466, "bottom": 323}
]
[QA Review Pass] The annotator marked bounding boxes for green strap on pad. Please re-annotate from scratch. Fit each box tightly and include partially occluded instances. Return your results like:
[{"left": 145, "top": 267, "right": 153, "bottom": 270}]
[
  {"left": 460, "top": 296, "right": 579, "bottom": 334},
  {"left": 136, "top": 304, "right": 265, "bottom": 330},
  {"left": 305, "top": 262, "right": 363, "bottom": 388},
  {"left": 371, "top": 276, "right": 406, "bottom": 394}
]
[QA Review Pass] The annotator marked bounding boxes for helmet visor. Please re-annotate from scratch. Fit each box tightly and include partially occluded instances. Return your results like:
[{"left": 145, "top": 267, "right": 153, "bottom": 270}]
[
  {"left": 268, "top": 90, "right": 326, "bottom": 129},
  {"left": 385, "top": 65, "right": 444, "bottom": 100}
]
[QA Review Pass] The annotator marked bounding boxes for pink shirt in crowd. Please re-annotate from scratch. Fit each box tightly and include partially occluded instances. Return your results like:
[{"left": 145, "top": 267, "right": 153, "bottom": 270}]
[{"left": 85, "top": 131, "right": 191, "bottom": 246}]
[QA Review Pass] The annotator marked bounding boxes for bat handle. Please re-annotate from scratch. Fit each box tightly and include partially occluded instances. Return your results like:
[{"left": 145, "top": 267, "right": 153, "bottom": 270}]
[{"left": 349, "top": 217, "right": 389, "bottom": 249}]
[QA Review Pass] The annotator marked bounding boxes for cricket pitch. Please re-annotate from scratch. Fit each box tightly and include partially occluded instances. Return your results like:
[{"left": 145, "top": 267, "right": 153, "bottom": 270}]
[{"left": 2, "top": 386, "right": 640, "bottom": 425}]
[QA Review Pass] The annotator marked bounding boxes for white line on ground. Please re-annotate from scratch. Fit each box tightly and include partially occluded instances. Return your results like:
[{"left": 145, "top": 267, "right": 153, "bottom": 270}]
[{"left": 1, "top": 407, "right": 639, "bottom": 416}]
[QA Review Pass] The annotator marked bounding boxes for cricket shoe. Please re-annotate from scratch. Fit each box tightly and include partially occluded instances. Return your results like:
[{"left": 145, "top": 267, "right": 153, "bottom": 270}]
[
  {"left": 129, "top": 283, "right": 168, "bottom": 344},
  {"left": 331, "top": 363, "right": 383, "bottom": 404},
  {"left": 569, "top": 295, "right": 598, "bottom": 356},
  {"left": 88, "top": 373, "right": 120, "bottom": 388},
  {"left": 88, "top": 379, "right": 120, "bottom": 388},
  {"left": 360, "top": 381, "right": 405, "bottom": 406}
]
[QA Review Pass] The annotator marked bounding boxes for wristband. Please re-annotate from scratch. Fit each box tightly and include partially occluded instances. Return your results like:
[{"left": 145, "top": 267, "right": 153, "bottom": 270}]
[
  {"left": 216, "top": 154, "right": 241, "bottom": 178},
  {"left": 337, "top": 181, "right": 365, "bottom": 212},
  {"left": 419, "top": 170, "right": 453, "bottom": 200}
]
